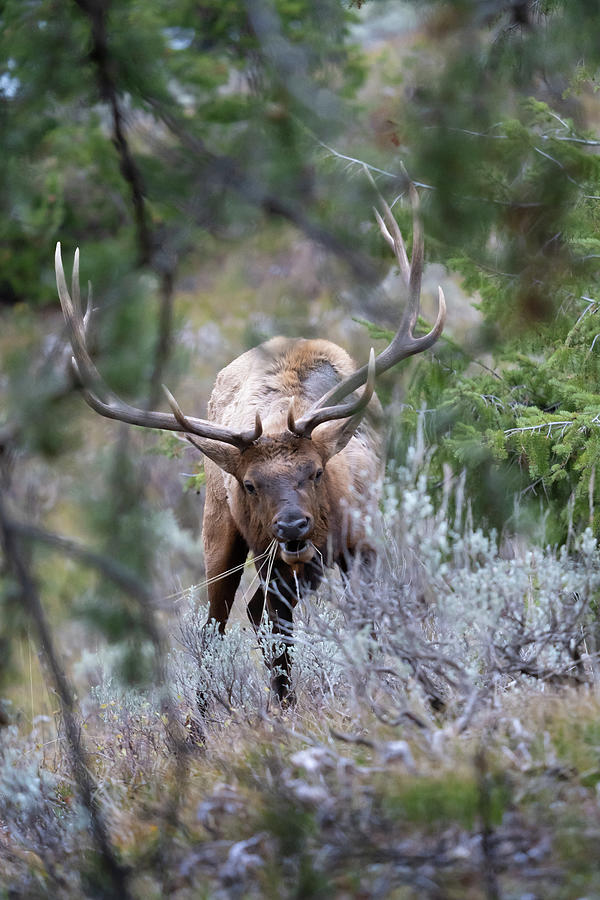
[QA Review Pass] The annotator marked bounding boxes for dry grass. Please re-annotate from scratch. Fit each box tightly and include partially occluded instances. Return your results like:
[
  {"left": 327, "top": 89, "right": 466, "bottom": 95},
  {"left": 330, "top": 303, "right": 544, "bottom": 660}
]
[{"left": 3, "top": 466, "right": 600, "bottom": 899}]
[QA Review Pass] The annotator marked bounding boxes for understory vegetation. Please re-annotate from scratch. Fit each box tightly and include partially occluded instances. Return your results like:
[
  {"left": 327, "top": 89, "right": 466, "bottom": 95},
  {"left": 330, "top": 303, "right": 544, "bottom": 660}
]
[{"left": 3, "top": 436, "right": 600, "bottom": 899}]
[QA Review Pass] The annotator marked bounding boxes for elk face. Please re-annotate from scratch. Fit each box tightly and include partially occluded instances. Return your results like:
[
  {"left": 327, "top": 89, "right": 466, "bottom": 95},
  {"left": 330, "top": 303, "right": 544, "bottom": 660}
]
[
  {"left": 234, "top": 436, "right": 328, "bottom": 565},
  {"left": 199, "top": 415, "right": 377, "bottom": 566}
]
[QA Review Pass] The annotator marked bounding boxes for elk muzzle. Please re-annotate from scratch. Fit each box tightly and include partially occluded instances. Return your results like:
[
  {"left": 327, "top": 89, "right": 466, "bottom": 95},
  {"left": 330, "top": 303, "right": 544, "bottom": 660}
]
[{"left": 272, "top": 510, "right": 315, "bottom": 564}]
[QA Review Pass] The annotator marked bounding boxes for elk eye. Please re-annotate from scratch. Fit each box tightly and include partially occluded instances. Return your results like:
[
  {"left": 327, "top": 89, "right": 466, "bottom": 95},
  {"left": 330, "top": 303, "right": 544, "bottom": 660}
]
[
  {"left": 244, "top": 481, "right": 256, "bottom": 495},
  {"left": 314, "top": 468, "right": 323, "bottom": 483}
]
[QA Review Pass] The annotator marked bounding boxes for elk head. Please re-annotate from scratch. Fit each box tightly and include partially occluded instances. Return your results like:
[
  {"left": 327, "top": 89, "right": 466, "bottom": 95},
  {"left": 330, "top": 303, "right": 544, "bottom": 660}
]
[
  {"left": 212, "top": 433, "right": 329, "bottom": 565},
  {"left": 170, "top": 349, "right": 376, "bottom": 564}
]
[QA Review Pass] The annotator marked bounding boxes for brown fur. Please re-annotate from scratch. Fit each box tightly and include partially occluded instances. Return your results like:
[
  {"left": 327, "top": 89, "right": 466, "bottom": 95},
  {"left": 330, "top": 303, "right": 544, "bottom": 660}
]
[{"left": 194, "top": 337, "right": 384, "bottom": 699}]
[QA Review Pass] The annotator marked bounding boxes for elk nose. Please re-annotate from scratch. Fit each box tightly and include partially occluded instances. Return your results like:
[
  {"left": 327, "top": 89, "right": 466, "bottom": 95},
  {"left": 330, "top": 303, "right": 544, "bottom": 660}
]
[{"left": 272, "top": 513, "right": 311, "bottom": 541}]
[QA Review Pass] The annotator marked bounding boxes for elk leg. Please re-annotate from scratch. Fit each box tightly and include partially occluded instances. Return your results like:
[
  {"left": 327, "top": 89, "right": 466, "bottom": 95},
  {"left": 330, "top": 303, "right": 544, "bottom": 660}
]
[
  {"left": 338, "top": 543, "right": 376, "bottom": 580},
  {"left": 246, "top": 585, "right": 294, "bottom": 701},
  {"left": 246, "top": 588, "right": 265, "bottom": 629},
  {"left": 248, "top": 564, "right": 299, "bottom": 704},
  {"left": 203, "top": 504, "right": 248, "bottom": 632},
  {"left": 267, "top": 592, "right": 295, "bottom": 703}
]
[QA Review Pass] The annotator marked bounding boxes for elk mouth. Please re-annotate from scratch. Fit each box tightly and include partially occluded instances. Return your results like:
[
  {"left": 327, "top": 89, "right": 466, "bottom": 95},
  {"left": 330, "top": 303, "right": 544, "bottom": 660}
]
[{"left": 279, "top": 539, "right": 315, "bottom": 565}]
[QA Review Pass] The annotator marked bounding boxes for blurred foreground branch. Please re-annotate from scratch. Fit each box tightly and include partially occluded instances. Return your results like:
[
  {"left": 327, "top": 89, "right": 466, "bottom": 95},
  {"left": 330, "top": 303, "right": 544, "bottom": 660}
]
[
  {"left": 147, "top": 98, "right": 378, "bottom": 283},
  {"left": 0, "top": 491, "right": 132, "bottom": 898}
]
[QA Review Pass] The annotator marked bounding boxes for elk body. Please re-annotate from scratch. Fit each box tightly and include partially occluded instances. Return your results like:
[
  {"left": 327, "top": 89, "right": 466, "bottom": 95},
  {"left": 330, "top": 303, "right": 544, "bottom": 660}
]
[
  {"left": 197, "top": 336, "right": 383, "bottom": 697},
  {"left": 55, "top": 184, "right": 445, "bottom": 701}
]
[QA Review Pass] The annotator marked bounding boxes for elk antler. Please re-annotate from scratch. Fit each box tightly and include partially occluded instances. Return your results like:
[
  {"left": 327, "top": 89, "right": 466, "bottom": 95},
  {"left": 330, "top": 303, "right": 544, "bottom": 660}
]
[
  {"left": 55, "top": 243, "right": 263, "bottom": 449},
  {"left": 295, "top": 183, "right": 446, "bottom": 427},
  {"left": 288, "top": 348, "right": 376, "bottom": 438}
]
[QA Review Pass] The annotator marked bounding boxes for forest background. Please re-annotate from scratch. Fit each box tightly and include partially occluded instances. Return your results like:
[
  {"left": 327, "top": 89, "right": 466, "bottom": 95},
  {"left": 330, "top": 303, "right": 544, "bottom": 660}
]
[{"left": 3, "top": 1, "right": 600, "bottom": 897}]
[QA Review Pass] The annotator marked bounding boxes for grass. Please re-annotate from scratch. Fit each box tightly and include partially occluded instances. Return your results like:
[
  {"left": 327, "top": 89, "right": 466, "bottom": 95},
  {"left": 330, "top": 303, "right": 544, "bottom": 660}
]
[
  {"left": 4, "top": 594, "right": 600, "bottom": 899},
  {"left": 4, "top": 438, "right": 600, "bottom": 897}
]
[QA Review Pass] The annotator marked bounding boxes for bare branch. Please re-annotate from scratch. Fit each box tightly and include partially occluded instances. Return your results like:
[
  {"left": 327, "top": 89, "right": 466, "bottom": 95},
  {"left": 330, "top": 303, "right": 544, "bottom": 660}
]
[{"left": 0, "top": 492, "right": 132, "bottom": 898}]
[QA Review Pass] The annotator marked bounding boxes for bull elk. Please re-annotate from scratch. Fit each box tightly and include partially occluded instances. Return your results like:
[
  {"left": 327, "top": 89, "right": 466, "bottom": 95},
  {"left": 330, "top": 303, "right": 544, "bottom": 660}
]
[{"left": 54, "top": 184, "right": 445, "bottom": 701}]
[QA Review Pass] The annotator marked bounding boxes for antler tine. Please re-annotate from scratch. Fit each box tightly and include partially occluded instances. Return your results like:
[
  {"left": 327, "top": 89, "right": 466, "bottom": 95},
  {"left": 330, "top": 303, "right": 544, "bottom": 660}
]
[
  {"left": 162, "top": 385, "right": 263, "bottom": 448},
  {"left": 301, "top": 181, "right": 445, "bottom": 416},
  {"left": 83, "top": 281, "right": 93, "bottom": 331},
  {"left": 72, "top": 247, "right": 81, "bottom": 314},
  {"left": 55, "top": 243, "right": 263, "bottom": 449},
  {"left": 289, "top": 348, "right": 376, "bottom": 438},
  {"left": 56, "top": 243, "right": 106, "bottom": 394},
  {"left": 366, "top": 161, "right": 411, "bottom": 286},
  {"left": 373, "top": 207, "right": 395, "bottom": 253},
  {"left": 161, "top": 384, "right": 195, "bottom": 432},
  {"left": 375, "top": 201, "right": 411, "bottom": 287},
  {"left": 406, "top": 181, "right": 424, "bottom": 331}
]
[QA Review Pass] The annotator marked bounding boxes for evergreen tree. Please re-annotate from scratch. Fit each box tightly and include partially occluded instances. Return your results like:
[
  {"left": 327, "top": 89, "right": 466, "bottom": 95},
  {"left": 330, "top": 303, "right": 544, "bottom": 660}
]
[{"left": 368, "top": 0, "right": 600, "bottom": 540}]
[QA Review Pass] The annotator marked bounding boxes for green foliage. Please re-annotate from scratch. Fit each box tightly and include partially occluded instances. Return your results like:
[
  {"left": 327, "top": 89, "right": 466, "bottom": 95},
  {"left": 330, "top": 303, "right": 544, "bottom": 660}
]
[
  {"left": 394, "top": 295, "right": 600, "bottom": 540},
  {"left": 183, "top": 466, "right": 206, "bottom": 494},
  {"left": 0, "top": 0, "right": 363, "bottom": 306},
  {"left": 367, "top": 2, "right": 600, "bottom": 540},
  {"left": 381, "top": 772, "right": 509, "bottom": 830}
]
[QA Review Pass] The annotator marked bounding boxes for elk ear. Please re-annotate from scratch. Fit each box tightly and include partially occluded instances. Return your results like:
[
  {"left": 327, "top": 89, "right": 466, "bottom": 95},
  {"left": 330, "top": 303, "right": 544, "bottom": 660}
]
[
  {"left": 311, "top": 413, "right": 363, "bottom": 464},
  {"left": 185, "top": 434, "right": 241, "bottom": 475}
]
